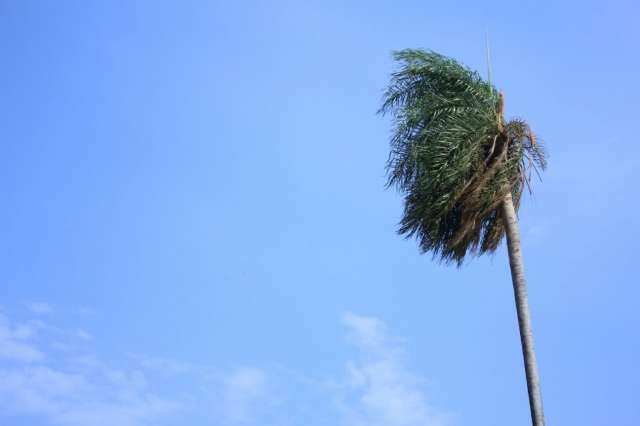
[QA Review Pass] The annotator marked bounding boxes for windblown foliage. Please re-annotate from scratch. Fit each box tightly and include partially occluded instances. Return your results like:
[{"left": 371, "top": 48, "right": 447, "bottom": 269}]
[{"left": 380, "top": 49, "right": 546, "bottom": 264}]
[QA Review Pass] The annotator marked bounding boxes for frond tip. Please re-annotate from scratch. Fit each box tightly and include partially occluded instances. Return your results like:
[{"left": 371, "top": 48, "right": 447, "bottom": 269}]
[{"left": 380, "top": 49, "right": 547, "bottom": 265}]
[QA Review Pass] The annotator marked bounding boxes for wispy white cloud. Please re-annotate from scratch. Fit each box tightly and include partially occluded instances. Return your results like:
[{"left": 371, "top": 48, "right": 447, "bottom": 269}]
[
  {"left": 134, "top": 355, "right": 194, "bottom": 376},
  {"left": 524, "top": 223, "right": 549, "bottom": 243},
  {"left": 0, "top": 312, "right": 185, "bottom": 426},
  {"left": 25, "top": 302, "right": 54, "bottom": 315},
  {"left": 342, "top": 311, "right": 397, "bottom": 355},
  {"left": 335, "top": 312, "right": 452, "bottom": 426},
  {"left": 0, "top": 362, "right": 184, "bottom": 426},
  {"left": 223, "top": 367, "right": 276, "bottom": 424},
  {"left": 74, "top": 307, "right": 97, "bottom": 316},
  {"left": 0, "top": 307, "right": 451, "bottom": 426},
  {"left": 0, "top": 313, "right": 44, "bottom": 362},
  {"left": 73, "top": 329, "right": 93, "bottom": 341}
]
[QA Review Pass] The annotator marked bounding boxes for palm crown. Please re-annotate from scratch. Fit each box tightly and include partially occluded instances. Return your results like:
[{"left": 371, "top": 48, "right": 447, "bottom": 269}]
[{"left": 380, "top": 49, "right": 546, "bottom": 264}]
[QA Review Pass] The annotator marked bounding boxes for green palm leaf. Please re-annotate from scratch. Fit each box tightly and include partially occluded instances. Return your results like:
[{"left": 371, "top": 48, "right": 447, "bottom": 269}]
[{"left": 379, "top": 49, "right": 546, "bottom": 265}]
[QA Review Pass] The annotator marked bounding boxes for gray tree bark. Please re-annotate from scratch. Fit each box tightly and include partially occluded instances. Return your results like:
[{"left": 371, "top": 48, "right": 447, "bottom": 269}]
[{"left": 502, "top": 192, "right": 545, "bottom": 426}]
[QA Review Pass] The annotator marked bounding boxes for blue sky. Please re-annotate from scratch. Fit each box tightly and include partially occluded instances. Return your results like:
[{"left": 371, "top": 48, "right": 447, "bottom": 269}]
[{"left": 1, "top": 0, "right": 639, "bottom": 425}]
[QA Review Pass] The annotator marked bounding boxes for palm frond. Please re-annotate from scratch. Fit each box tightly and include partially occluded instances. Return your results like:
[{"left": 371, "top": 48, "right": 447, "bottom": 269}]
[{"left": 380, "top": 49, "right": 546, "bottom": 265}]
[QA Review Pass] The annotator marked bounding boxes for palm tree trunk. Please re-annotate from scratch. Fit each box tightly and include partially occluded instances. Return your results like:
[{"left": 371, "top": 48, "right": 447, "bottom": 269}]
[{"left": 501, "top": 192, "right": 545, "bottom": 426}]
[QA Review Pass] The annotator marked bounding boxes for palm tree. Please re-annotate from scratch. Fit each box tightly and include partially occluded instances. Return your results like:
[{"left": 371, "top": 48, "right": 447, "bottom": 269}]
[{"left": 379, "top": 49, "right": 547, "bottom": 425}]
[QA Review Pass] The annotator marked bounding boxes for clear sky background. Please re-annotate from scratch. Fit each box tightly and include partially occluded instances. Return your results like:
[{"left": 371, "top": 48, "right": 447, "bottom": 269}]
[{"left": 1, "top": 1, "right": 639, "bottom": 425}]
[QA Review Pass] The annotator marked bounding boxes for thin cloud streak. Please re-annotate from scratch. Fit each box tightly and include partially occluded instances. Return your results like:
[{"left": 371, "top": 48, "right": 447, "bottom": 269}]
[
  {"left": 25, "top": 302, "right": 54, "bottom": 316},
  {"left": 335, "top": 312, "right": 452, "bottom": 426},
  {"left": 0, "top": 307, "right": 452, "bottom": 426}
]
